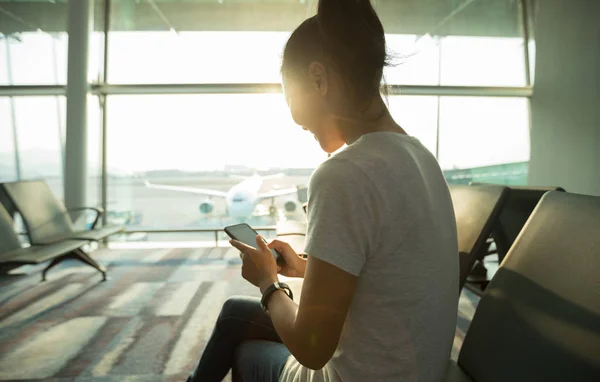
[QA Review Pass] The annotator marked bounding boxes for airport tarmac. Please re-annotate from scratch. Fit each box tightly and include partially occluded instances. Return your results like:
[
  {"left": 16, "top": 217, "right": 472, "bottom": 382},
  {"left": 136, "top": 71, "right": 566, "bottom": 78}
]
[{"left": 43, "top": 173, "right": 311, "bottom": 245}]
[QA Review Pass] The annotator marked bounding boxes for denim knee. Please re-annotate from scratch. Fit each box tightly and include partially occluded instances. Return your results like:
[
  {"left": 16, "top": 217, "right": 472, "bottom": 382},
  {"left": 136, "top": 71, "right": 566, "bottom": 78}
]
[{"left": 220, "top": 296, "right": 251, "bottom": 318}]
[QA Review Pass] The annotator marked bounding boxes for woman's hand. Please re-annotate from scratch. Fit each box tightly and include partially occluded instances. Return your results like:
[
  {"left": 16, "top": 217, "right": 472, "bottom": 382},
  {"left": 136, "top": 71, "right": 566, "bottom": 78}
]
[
  {"left": 230, "top": 235, "right": 279, "bottom": 293},
  {"left": 269, "top": 239, "right": 307, "bottom": 279}
]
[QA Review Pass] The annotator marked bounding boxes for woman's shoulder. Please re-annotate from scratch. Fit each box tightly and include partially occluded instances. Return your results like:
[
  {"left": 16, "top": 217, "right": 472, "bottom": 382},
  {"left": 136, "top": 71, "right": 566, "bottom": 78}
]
[{"left": 310, "top": 155, "right": 373, "bottom": 191}]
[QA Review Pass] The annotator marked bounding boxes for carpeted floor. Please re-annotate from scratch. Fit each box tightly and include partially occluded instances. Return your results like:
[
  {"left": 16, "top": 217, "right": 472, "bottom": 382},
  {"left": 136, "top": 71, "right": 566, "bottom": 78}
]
[{"left": 0, "top": 247, "right": 479, "bottom": 381}]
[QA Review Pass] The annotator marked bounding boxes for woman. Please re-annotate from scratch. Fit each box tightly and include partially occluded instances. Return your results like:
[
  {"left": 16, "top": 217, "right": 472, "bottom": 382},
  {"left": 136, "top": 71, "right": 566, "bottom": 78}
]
[{"left": 188, "top": 0, "right": 459, "bottom": 381}]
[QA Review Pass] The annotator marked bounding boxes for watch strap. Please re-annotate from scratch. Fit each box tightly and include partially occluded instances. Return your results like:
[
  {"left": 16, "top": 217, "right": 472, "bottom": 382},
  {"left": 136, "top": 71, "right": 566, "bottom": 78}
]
[{"left": 261, "top": 282, "right": 293, "bottom": 315}]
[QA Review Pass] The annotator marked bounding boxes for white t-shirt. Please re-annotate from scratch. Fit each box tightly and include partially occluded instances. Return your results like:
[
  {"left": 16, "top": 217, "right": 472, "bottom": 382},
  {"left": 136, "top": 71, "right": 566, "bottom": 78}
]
[{"left": 279, "top": 132, "right": 459, "bottom": 382}]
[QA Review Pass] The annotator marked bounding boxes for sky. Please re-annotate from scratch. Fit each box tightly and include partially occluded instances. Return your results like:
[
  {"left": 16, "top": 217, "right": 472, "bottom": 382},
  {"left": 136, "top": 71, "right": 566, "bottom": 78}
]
[{"left": 0, "top": 31, "right": 530, "bottom": 175}]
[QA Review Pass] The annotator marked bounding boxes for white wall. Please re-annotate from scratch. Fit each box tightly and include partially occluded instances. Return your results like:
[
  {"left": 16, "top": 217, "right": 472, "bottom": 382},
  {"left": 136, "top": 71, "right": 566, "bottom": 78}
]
[{"left": 528, "top": 0, "right": 600, "bottom": 196}]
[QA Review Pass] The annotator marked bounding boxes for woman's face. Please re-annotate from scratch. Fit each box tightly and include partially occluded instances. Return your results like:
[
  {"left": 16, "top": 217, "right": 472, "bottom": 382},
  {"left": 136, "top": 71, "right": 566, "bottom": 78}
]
[{"left": 282, "top": 66, "right": 346, "bottom": 154}]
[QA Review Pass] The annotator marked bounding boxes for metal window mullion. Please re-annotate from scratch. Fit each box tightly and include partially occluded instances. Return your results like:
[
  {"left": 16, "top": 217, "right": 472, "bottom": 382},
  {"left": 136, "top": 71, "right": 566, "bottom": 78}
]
[
  {"left": 0, "top": 84, "right": 533, "bottom": 98},
  {"left": 5, "top": 38, "right": 21, "bottom": 180},
  {"left": 0, "top": 85, "right": 66, "bottom": 96},
  {"left": 90, "top": 83, "right": 533, "bottom": 98},
  {"left": 52, "top": 34, "right": 66, "bottom": 180},
  {"left": 520, "top": 0, "right": 532, "bottom": 87},
  {"left": 101, "top": 0, "right": 111, "bottom": 229}
]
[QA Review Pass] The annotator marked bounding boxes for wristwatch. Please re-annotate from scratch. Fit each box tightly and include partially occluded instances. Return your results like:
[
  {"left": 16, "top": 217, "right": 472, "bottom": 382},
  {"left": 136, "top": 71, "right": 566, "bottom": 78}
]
[{"left": 261, "top": 282, "right": 293, "bottom": 315}]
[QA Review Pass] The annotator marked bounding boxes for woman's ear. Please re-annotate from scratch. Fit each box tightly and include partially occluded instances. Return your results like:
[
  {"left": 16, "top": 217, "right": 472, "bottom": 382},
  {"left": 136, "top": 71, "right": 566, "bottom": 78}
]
[{"left": 308, "top": 61, "right": 328, "bottom": 96}]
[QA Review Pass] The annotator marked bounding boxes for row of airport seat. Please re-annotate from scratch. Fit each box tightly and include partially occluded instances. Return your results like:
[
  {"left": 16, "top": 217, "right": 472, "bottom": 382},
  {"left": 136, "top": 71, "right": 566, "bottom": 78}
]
[
  {"left": 0, "top": 180, "right": 124, "bottom": 281},
  {"left": 451, "top": 183, "right": 565, "bottom": 292},
  {"left": 445, "top": 189, "right": 600, "bottom": 381}
]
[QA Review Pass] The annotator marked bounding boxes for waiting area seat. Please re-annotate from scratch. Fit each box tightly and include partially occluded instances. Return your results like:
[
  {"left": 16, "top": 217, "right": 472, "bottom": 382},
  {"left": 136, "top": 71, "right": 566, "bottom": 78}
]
[
  {"left": 449, "top": 184, "right": 509, "bottom": 290},
  {"left": 0, "top": 203, "right": 106, "bottom": 281},
  {"left": 465, "top": 184, "right": 566, "bottom": 293},
  {"left": 0, "top": 180, "right": 124, "bottom": 245},
  {"left": 487, "top": 185, "right": 566, "bottom": 263},
  {"left": 446, "top": 191, "right": 600, "bottom": 382}
]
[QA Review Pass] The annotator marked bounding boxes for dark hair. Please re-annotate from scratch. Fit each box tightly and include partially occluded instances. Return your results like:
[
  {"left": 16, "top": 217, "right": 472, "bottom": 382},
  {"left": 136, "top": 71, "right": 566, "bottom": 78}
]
[{"left": 282, "top": 0, "right": 389, "bottom": 110}]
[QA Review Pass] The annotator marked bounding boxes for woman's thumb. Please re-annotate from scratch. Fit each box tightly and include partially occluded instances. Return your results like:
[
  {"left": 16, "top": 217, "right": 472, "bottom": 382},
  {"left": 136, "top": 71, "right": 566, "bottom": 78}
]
[{"left": 256, "top": 235, "right": 269, "bottom": 251}]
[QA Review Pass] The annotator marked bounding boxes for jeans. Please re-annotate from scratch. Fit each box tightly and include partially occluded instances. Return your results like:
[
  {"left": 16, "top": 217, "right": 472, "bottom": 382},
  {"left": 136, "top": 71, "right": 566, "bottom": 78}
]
[{"left": 187, "top": 296, "right": 291, "bottom": 382}]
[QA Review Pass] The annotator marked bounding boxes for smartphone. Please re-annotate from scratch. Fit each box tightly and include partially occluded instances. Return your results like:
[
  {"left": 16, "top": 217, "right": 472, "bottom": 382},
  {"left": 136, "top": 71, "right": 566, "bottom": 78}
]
[{"left": 224, "top": 223, "right": 284, "bottom": 266}]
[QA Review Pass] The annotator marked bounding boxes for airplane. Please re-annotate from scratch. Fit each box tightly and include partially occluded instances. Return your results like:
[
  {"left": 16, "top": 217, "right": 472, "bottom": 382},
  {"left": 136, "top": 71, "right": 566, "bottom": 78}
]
[{"left": 144, "top": 173, "right": 303, "bottom": 221}]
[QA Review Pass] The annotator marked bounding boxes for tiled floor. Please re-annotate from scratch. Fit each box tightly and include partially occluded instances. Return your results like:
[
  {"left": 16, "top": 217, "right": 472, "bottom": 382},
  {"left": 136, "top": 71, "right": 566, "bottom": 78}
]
[{"left": 0, "top": 247, "right": 478, "bottom": 381}]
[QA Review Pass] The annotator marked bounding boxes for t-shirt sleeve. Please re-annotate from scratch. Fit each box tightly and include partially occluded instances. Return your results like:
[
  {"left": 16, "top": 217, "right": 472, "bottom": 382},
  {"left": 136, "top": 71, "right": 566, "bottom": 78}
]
[{"left": 304, "top": 158, "right": 384, "bottom": 276}]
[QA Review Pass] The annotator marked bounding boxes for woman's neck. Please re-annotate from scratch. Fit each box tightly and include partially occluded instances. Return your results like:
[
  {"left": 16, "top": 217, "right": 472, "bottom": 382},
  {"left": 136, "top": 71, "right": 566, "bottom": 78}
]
[{"left": 337, "top": 96, "right": 407, "bottom": 145}]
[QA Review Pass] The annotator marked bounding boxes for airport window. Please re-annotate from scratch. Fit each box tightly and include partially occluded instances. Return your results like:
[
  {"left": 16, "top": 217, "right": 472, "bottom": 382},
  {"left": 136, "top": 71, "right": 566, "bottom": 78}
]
[
  {"left": 377, "top": 0, "right": 524, "bottom": 86},
  {"left": 103, "top": 94, "right": 442, "bottom": 230},
  {"left": 439, "top": 36, "right": 526, "bottom": 86},
  {"left": 0, "top": 0, "right": 69, "bottom": 85},
  {"left": 106, "top": 0, "right": 524, "bottom": 87},
  {"left": 0, "top": 0, "right": 535, "bottom": 235},
  {"left": 12, "top": 97, "right": 65, "bottom": 184},
  {"left": 387, "top": 95, "right": 439, "bottom": 154},
  {"left": 89, "top": 32, "right": 107, "bottom": 84},
  {"left": 437, "top": 96, "right": 530, "bottom": 171},
  {"left": 0, "top": 95, "right": 103, "bottom": 204},
  {"left": 107, "top": 29, "right": 447, "bottom": 86},
  {"left": 107, "top": 31, "right": 291, "bottom": 84},
  {"left": 383, "top": 35, "right": 526, "bottom": 87},
  {"left": 105, "top": 94, "right": 326, "bottom": 230},
  {"left": 0, "top": 39, "right": 8, "bottom": 84},
  {"left": 107, "top": 0, "right": 312, "bottom": 84},
  {"left": 0, "top": 32, "right": 68, "bottom": 85}
]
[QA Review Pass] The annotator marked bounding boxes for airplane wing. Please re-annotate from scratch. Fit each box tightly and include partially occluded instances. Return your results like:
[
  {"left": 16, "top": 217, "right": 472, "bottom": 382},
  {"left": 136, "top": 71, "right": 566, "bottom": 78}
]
[
  {"left": 257, "top": 187, "right": 299, "bottom": 201},
  {"left": 228, "top": 174, "right": 250, "bottom": 181},
  {"left": 227, "top": 173, "right": 284, "bottom": 181},
  {"left": 144, "top": 180, "right": 228, "bottom": 198},
  {"left": 259, "top": 173, "right": 286, "bottom": 180}
]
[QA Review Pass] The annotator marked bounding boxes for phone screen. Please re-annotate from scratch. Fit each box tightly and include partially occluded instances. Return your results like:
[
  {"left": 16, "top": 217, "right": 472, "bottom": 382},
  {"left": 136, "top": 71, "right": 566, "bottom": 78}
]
[{"left": 224, "top": 223, "right": 281, "bottom": 263}]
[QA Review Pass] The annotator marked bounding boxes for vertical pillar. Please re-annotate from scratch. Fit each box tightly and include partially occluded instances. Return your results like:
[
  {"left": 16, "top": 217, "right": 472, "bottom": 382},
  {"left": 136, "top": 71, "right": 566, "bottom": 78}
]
[{"left": 65, "top": 0, "right": 92, "bottom": 209}]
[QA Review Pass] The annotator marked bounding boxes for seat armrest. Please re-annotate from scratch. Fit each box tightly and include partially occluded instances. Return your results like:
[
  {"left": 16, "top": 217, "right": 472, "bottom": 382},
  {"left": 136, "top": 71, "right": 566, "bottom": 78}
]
[
  {"left": 25, "top": 207, "right": 102, "bottom": 240},
  {"left": 66, "top": 207, "right": 104, "bottom": 229}
]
